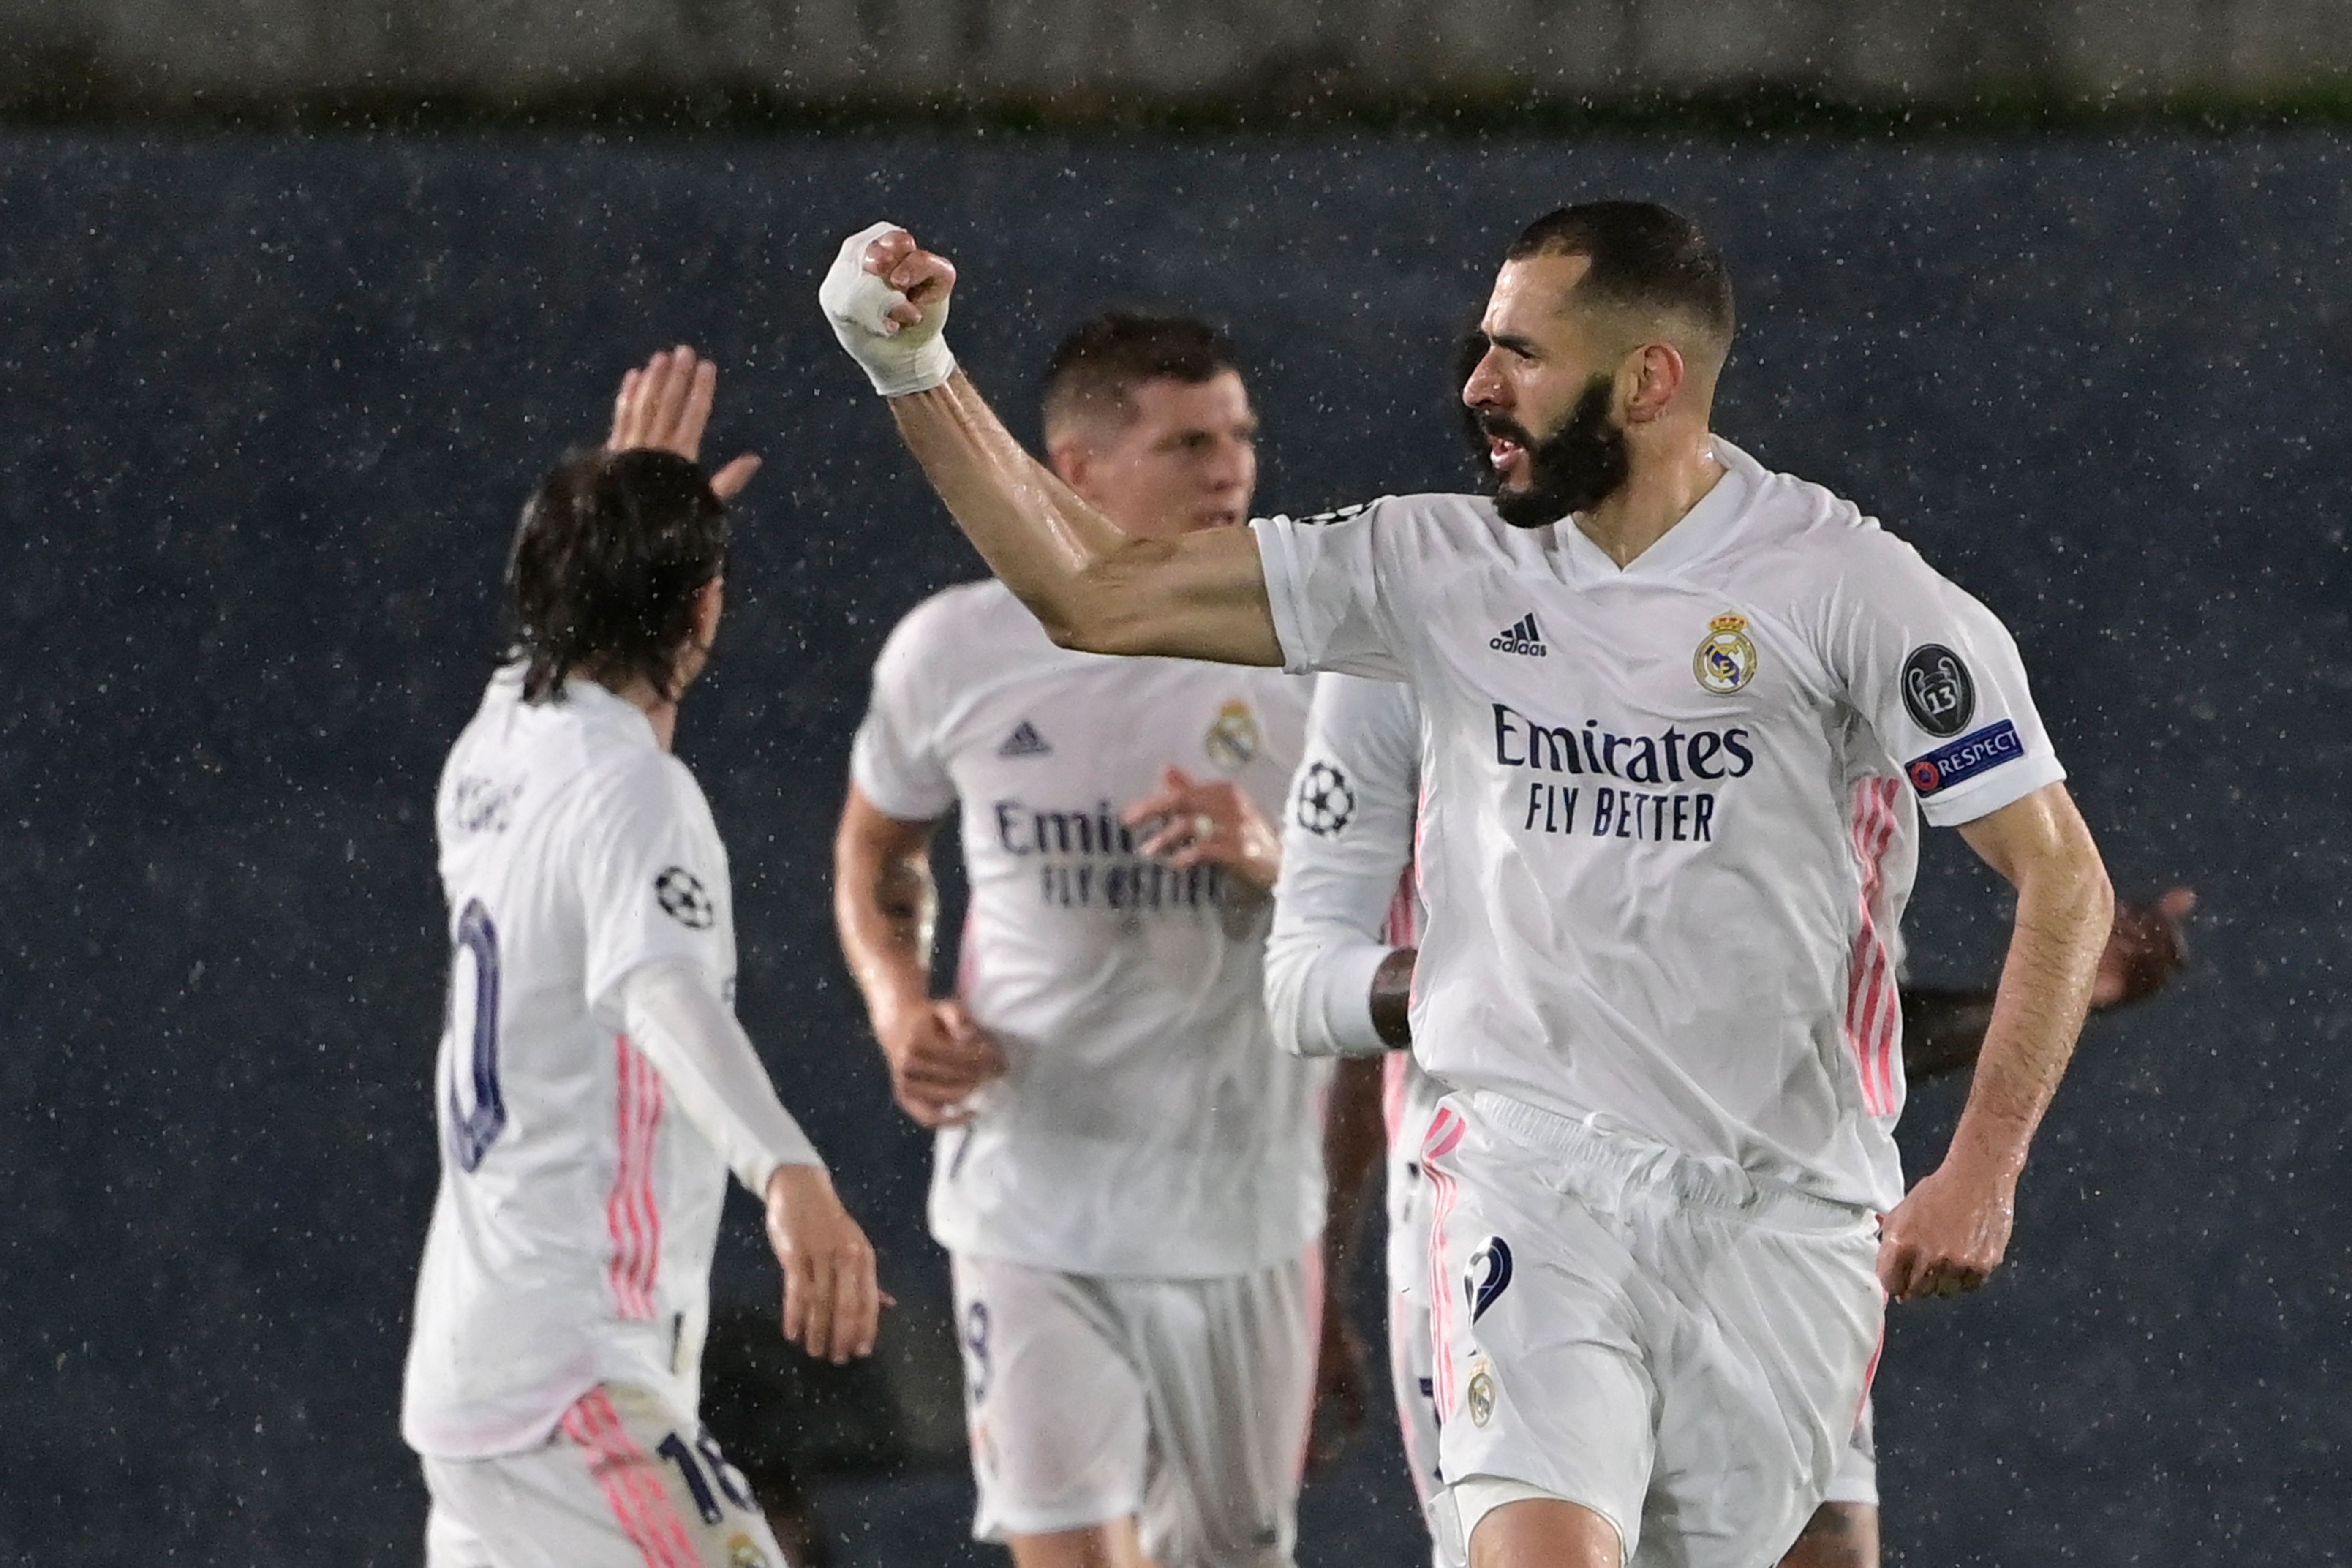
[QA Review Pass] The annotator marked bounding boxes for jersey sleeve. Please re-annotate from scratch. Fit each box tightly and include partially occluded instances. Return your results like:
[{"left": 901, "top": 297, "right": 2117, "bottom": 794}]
[
  {"left": 847, "top": 603, "right": 958, "bottom": 823},
  {"left": 1250, "top": 499, "right": 1415, "bottom": 681},
  {"left": 576, "top": 754, "right": 734, "bottom": 1015},
  {"left": 1826, "top": 536, "right": 2068, "bottom": 828},
  {"left": 1264, "top": 674, "right": 1421, "bottom": 1057},
  {"left": 620, "top": 959, "right": 823, "bottom": 1194}
]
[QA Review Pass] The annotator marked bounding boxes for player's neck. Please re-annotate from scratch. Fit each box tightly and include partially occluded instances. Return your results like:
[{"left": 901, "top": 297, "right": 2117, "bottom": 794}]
[
  {"left": 597, "top": 674, "right": 681, "bottom": 752},
  {"left": 1571, "top": 432, "right": 1726, "bottom": 569}
]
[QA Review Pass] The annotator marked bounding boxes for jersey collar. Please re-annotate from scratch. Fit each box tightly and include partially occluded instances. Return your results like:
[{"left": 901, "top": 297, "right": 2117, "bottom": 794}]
[
  {"left": 1552, "top": 436, "right": 1761, "bottom": 586},
  {"left": 493, "top": 660, "right": 663, "bottom": 750}
]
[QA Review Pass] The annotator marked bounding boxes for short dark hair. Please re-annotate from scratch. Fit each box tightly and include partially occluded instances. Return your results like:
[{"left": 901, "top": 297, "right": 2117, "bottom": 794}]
[
  {"left": 504, "top": 447, "right": 729, "bottom": 704},
  {"left": 1507, "top": 201, "right": 1734, "bottom": 346},
  {"left": 1041, "top": 313, "right": 1240, "bottom": 438}
]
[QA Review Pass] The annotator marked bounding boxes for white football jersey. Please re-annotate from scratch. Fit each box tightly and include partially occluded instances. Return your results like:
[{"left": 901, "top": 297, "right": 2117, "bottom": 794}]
[
  {"left": 403, "top": 668, "right": 743, "bottom": 1457},
  {"left": 1266, "top": 673, "right": 1446, "bottom": 1156},
  {"left": 851, "top": 580, "right": 1327, "bottom": 1277},
  {"left": 1252, "top": 439, "right": 2038, "bottom": 1211}
]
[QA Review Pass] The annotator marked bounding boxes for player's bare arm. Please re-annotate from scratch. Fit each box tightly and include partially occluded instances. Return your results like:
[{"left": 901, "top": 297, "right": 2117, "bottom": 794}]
[
  {"left": 821, "top": 225, "right": 1282, "bottom": 665},
  {"left": 1309, "top": 1057, "right": 1382, "bottom": 1468},
  {"left": 1902, "top": 886, "right": 2195, "bottom": 1080},
  {"left": 833, "top": 784, "right": 1008, "bottom": 1127},
  {"left": 1370, "top": 878, "right": 2186, "bottom": 1068},
  {"left": 1878, "top": 781, "right": 2112, "bottom": 1303},
  {"left": 1369, "top": 947, "right": 1416, "bottom": 1048}
]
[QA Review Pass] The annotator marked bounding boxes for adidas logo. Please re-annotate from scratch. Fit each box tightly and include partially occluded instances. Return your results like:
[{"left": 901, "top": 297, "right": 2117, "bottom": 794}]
[
  {"left": 998, "top": 721, "right": 1052, "bottom": 758},
  {"left": 1489, "top": 613, "right": 1548, "bottom": 658}
]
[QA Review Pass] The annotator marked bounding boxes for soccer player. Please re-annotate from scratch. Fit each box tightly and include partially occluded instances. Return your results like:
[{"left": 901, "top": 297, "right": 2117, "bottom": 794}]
[
  {"left": 1265, "top": 669, "right": 2192, "bottom": 1568},
  {"left": 402, "top": 348, "right": 883, "bottom": 1568},
  {"left": 833, "top": 313, "right": 1371, "bottom": 1568},
  {"left": 819, "top": 201, "right": 2116, "bottom": 1568}
]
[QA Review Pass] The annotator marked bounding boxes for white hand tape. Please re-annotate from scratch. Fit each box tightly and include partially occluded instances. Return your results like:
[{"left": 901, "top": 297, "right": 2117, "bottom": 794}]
[{"left": 819, "top": 222, "right": 956, "bottom": 397}]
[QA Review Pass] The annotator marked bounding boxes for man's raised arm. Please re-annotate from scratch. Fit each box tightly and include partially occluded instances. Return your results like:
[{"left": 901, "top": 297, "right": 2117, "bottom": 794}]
[{"left": 821, "top": 224, "right": 1282, "bottom": 666}]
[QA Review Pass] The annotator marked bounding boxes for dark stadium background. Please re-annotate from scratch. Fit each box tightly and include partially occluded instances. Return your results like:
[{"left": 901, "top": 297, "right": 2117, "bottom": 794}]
[{"left": 1, "top": 129, "right": 2346, "bottom": 1564}]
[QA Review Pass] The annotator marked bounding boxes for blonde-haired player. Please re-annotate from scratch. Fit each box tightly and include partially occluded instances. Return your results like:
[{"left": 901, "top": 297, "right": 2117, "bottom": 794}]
[{"left": 835, "top": 313, "right": 1374, "bottom": 1568}]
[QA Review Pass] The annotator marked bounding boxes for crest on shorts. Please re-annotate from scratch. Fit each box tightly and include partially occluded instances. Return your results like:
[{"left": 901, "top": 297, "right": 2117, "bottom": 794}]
[
  {"left": 1203, "top": 700, "right": 1260, "bottom": 770},
  {"left": 1466, "top": 1358, "right": 1498, "bottom": 1428},
  {"left": 726, "top": 1534, "right": 770, "bottom": 1568},
  {"left": 1693, "top": 612, "right": 1759, "bottom": 695}
]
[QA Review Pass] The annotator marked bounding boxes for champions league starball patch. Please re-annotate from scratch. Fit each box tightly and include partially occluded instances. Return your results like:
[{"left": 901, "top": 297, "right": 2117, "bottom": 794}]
[
  {"left": 1203, "top": 699, "right": 1261, "bottom": 769},
  {"left": 655, "top": 866, "right": 715, "bottom": 928},
  {"left": 1294, "top": 760, "right": 1356, "bottom": 837},
  {"left": 1693, "top": 612, "right": 1759, "bottom": 694}
]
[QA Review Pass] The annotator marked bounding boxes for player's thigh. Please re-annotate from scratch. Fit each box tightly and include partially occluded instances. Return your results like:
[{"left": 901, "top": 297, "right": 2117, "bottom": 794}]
[
  {"left": 1421, "top": 1105, "right": 1654, "bottom": 1566},
  {"left": 1126, "top": 1258, "right": 1318, "bottom": 1568},
  {"left": 1643, "top": 1211, "right": 1881, "bottom": 1568},
  {"left": 1777, "top": 1502, "right": 1879, "bottom": 1568},
  {"left": 952, "top": 1253, "right": 1151, "bottom": 1537},
  {"left": 1385, "top": 1155, "right": 1449, "bottom": 1555},
  {"left": 423, "top": 1384, "right": 787, "bottom": 1568}
]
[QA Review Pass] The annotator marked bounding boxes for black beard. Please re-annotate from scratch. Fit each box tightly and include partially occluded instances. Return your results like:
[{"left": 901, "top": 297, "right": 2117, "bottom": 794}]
[{"left": 1480, "top": 375, "right": 1631, "bottom": 530}]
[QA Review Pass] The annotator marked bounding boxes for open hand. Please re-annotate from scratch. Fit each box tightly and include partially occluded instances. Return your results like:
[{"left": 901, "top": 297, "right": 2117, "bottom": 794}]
[
  {"left": 607, "top": 345, "right": 762, "bottom": 500},
  {"left": 764, "top": 1163, "right": 888, "bottom": 1363}
]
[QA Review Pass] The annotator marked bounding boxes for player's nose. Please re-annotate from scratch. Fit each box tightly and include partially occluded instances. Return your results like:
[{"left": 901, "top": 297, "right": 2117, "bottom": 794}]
[{"left": 1462, "top": 347, "right": 1507, "bottom": 408}]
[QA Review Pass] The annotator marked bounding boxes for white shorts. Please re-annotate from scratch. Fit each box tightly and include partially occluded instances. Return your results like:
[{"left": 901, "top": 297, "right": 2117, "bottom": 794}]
[
  {"left": 1391, "top": 1144, "right": 1876, "bottom": 1553},
  {"left": 1421, "top": 1093, "right": 1884, "bottom": 1568},
  {"left": 949, "top": 1251, "right": 1317, "bottom": 1568},
  {"left": 1824, "top": 1399, "right": 1879, "bottom": 1508},
  {"left": 1383, "top": 1140, "right": 1456, "bottom": 1568},
  {"left": 422, "top": 1383, "right": 786, "bottom": 1568}
]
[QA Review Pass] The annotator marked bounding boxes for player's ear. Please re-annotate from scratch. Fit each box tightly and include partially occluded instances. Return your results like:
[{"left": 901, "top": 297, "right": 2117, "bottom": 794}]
[
  {"left": 1621, "top": 341, "right": 1686, "bottom": 425},
  {"left": 1045, "top": 431, "right": 1090, "bottom": 491}
]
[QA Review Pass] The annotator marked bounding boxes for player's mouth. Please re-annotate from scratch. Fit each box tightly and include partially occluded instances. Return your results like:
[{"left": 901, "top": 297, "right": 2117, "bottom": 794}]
[
  {"left": 1196, "top": 506, "right": 1245, "bottom": 530},
  {"left": 1478, "top": 417, "right": 1531, "bottom": 487}
]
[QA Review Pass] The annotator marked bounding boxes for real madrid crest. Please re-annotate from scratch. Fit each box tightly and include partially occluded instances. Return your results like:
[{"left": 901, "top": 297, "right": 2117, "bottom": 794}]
[
  {"left": 1203, "top": 699, "right": 1260, "bottom": 770},
  {"left": 1693, "top": 612, "right": 1759, "bottom": 695},
  {"left": 1466, "top": 1358, "right": 1498, "bottom": 1428}
]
